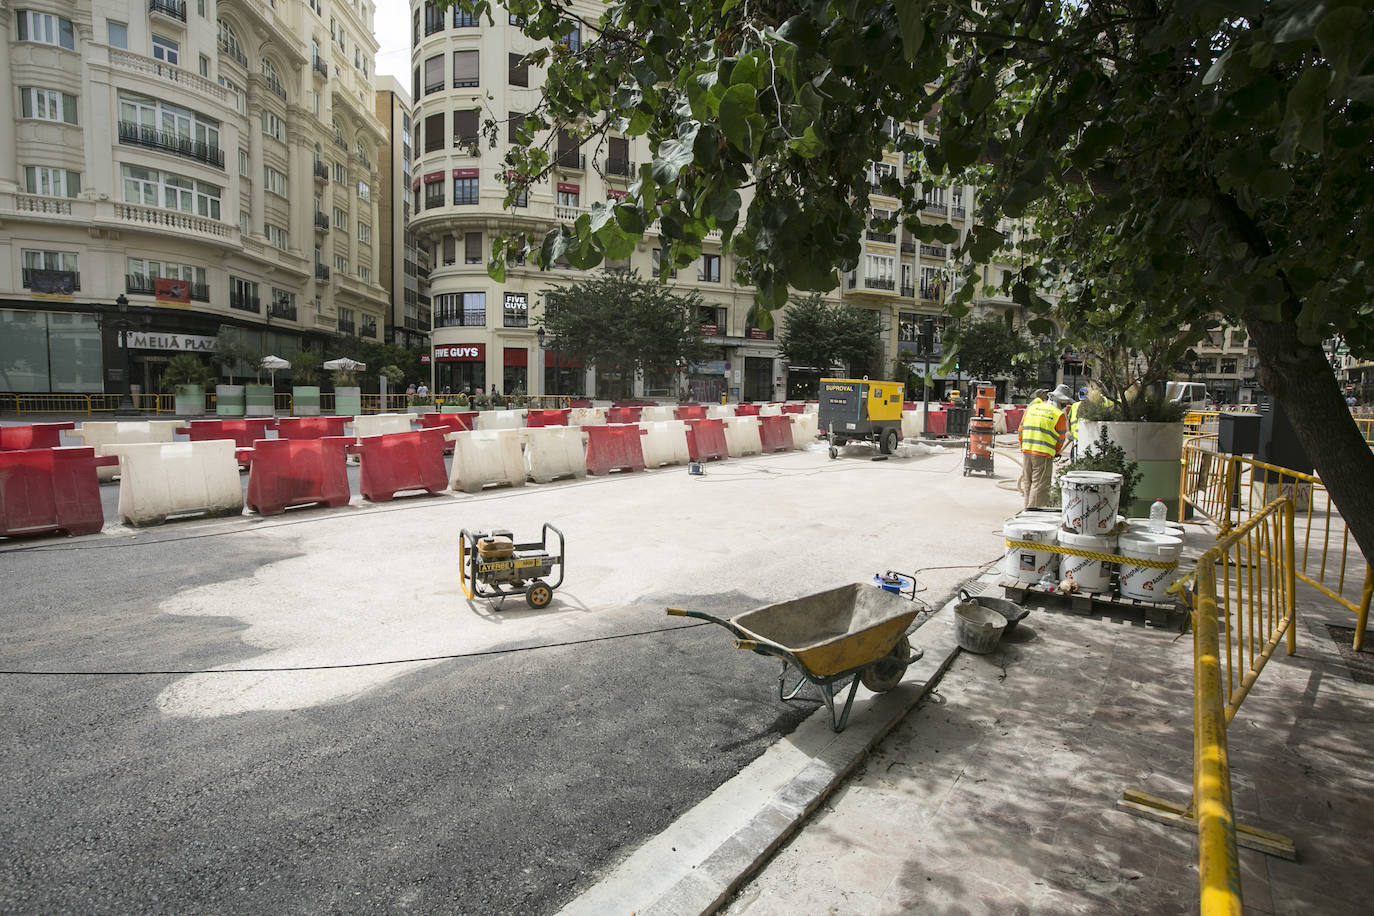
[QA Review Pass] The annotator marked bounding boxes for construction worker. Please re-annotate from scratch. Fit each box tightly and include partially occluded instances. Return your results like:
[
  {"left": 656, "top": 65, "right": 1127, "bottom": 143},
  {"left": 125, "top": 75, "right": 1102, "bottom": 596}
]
[
  {"left": 1020, "top": 385, "right": 1072, "bottom": 508},
  {"left": 1068, "top": 386, "right": 1088, "bottom": 458}
]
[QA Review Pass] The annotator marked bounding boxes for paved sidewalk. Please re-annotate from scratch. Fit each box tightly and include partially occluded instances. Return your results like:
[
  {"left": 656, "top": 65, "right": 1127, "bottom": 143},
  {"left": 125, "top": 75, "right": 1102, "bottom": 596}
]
[{"left": 719, "top": 578, "right": 1374, "bottom": 914}]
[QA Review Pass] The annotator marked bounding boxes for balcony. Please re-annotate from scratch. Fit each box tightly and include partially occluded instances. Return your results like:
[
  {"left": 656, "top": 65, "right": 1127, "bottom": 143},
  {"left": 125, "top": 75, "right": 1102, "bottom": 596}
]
[
  {"left": 269, "top": 301, "right": 297, "bottom": 322},
  {"left": 554, "top": 204, "right": 587, "bottom": 222},
  {"left": 900, "top": 240, "right": 916, "bottom": 254},
  {"left": 605, "top": 157, "right": 635, "bottom": 177},
  {"left": 555, "top": 150, "right": 585, "bottom": 170},
  {"left": 218, "top": 36, "right": 248, "bottom": 69},
  {"left": 230, "top": 292, "right": 260, "bottom": 313},
  {"left": 900, "top": 284, "right": 915, "bottom": 297},
  {"left": 338, "top": 318, "right": 356, "bottom": 336},
  {"left": 922, "top": 202, "right": 947, "bottom": 216},
  {"left": 951, "top": 206, "right": 966, "bottom": 219},
  {"left": 920, "top": 244, "right": 947, "bottom": 258},
  {"left": 123, "top": 274, "right": 208, "bottom": 301},
  {"left": 118, "top": 121, "right": 225, "bottom": 169},
  {"left": 313, "top": 58, "right": 328, "bottom": 79},
  {"left": 22, "top": 268, "right": 80, "bottom": 292},
  {"left": 263, "top": 75, "right": 287, "bottom": 101},
  {"left": 314, "top": 212, "right": 330, "bottom": 231},
  {"left": 313, "top": 161, "right": 328, "bottom": 182},
  {"left": 315, "top": 265, "right": 331, "bottom": 280},
  {"left": 918, "top": 285, "right": 940, "bottom": 301},
  {"left": 149, "top": 0, "right": 187, "bottom": 22},
  {"left": 863, "top": 277, "right": 896, "bottom": 291},
  {"left": 434, "top": 310, "right": 486, "bottom": 328},
  {"left": 865, "top": 230, "right": 896, "bottom": 244},
  {"left": 356, "top": 152, "right": 372, "bottom": 171}
]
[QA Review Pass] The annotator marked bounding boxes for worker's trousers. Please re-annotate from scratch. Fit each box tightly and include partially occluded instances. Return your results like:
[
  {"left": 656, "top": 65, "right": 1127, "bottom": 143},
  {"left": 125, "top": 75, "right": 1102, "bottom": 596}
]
[{"left": 1023, "top": 452, "right": 1055, "bottom": 508}]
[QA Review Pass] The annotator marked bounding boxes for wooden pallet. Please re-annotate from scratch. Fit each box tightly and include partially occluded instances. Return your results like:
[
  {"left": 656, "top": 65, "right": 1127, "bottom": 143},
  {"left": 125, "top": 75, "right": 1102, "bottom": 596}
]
[{"left": 999, "top": 576, "right": 1186, "bottom": 628}]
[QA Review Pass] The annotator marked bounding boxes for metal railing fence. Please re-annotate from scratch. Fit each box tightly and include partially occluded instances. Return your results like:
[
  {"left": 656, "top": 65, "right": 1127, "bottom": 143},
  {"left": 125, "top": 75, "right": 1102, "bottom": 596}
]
[{"left": 5, "top": 392, "right": 577, "bottom": 418}]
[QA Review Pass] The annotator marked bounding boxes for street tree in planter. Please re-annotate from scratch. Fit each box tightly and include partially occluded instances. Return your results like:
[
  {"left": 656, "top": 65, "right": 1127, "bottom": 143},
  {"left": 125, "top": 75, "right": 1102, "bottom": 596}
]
[
  {"left": 465, "top": 0, "right": 1374, "bottom": 561},
  {"left": 540, "top": 269, "right": 709, "bottom": 400},
  {"left": 289, "top": 349, "right": 322, "bottom": 417},
  {"left": 778, "top": 294, "right": 882, "bottom": 385},
  {"left": 945, "top": 316, "right": 1037, "bottom": 395},
  {"left": 212, "top": 326, "right": 259, "bottom": 418},
  {"left": 161, "top": 353, "right": 214, "bottom": 417}
]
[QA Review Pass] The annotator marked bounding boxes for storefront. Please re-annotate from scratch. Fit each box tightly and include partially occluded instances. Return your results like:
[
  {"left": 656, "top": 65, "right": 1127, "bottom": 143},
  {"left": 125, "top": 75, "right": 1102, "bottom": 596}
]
[
  {"left": 502, "top": 346, "right": 528, "bottom": 395},
  {"left": 543, "top": 350, "right": 585, "bottom": 396},
  {"left": 686, "top": 355, "right": 727, "bottom": 403},
  {"left": 0, "top": 307, "right": 102, "bottom": 392},
  {"left": 433, "top": 343, "right": 486, "bottom": 394}
]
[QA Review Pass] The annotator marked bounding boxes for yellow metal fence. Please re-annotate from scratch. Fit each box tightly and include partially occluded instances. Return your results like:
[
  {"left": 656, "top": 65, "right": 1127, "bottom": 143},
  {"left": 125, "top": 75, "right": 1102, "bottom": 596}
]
[
  {"left": 1180, "top": 440, "right": 1372, "bottom": 649},
  {"left": 2, "top": 392, "right": 574, "bottom": 417}
]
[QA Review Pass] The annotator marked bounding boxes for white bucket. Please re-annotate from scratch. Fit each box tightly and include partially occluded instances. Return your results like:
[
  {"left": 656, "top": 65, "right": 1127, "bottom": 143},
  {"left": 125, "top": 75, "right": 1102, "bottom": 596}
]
[
  {"left": 1060, "top": 471, "right": 1123, "bottom": 534},
  {"left": 1003, "top": 520, "right": 1059, "bottom": 584},
  {"left": 1124, "top": 517, "right": 1186, "bottom": 538},
  {"left": 1118, "top": 530, "right": 1183, "bottom": 601},
  {"left": 1057, "top": 529, "right": 1117, "bottom": 593}
]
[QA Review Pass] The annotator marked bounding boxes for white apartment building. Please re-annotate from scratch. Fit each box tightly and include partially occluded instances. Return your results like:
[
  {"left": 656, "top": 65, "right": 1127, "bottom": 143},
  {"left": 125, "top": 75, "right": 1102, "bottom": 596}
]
[
  {"left": 374, "top": 73, "right": 429, "bottom": 352},
  {"left": 0, "top": 0, "right": 390, "bottom": 395}
]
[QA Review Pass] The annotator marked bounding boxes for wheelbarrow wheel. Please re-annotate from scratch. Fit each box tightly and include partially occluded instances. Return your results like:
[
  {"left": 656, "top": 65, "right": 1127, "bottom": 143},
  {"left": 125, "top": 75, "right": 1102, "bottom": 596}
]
[
  {"left": 526, "top": 580, "right": 553, "bottom": 609},
  {"left": 860, "top": 635, "right": 912, "bottom": 693}
]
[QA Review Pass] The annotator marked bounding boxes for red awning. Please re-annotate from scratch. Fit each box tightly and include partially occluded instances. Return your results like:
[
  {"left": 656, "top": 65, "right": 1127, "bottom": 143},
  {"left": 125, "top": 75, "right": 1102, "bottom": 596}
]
[
  {"left": 453, "top": 168, "right": 479, "bottom": 179},
  {"left": 544, "top": 351, "right": 583, "bottom": 368},
  {"left": 503, "top": 347, "right": 528, "bottom": 367},
  {"left": 556, "top": 182, "right": 580, "bottom": 194},
  {"left": 423, "top": 171, "right": 444, "bottom": 184}
]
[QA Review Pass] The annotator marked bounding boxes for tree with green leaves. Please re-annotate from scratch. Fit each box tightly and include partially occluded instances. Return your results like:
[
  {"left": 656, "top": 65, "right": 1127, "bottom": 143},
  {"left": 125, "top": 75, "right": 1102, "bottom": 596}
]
[
  {"left": 950, "top": 316, "right": 1036, "bottom": 390},
  {"left": 540, "top": 269, "right": 709, "bottom": 398},
  {"left": 455, "top": 0, "right": 1374, "bottom": 559},
  {"left": 778, "top": 294, "right": 882, "bottom": 379},
  {"left": 212, "top": 326, "right": 259, "bottom": 386}
]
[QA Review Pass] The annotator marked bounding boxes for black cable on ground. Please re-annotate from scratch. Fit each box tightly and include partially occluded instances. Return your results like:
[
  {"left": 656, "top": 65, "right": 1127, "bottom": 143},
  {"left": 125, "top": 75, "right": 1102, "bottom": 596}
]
[{"left": 0, "top": 620, "right": 710, "bottom": 678}]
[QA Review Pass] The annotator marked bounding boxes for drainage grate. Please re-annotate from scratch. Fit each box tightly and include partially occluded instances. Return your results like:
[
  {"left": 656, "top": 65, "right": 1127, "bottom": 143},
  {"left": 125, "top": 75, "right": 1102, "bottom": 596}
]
[{"left": 1325, "top": 625, "right": 1374, "bottom": 686}]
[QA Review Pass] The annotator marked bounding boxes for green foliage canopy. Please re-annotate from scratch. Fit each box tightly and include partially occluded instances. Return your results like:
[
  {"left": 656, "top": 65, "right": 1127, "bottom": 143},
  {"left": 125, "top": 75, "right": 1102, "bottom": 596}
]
[{"left": 779, "top": 294, "right": 882, "bottom": 378}]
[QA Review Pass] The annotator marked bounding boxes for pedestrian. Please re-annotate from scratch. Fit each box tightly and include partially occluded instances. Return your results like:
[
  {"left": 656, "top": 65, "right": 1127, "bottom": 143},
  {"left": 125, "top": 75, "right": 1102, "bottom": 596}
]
[
  {"left": 1020, "top": 385, "right": 1072, "bottom": 509},
  {"left": 406, "top": 383, "right": 416, "bottom": 397},
  {"left": 1068, "top": 386, "right": 1088, "bottom": 459},
  {"left": 417, "top": 381, "right": 429, "bottom": 398}
]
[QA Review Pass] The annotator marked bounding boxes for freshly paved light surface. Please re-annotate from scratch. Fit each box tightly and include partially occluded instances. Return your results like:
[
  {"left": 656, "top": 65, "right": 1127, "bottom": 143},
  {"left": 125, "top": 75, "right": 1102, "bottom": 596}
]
[{"left": 1, "top": 438, "right": 1022, "bottom": 914}]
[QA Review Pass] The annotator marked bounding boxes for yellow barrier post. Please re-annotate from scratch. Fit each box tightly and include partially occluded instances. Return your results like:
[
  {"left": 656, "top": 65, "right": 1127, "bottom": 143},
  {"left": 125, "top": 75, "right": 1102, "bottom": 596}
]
[{"left": 1355, "top": 572, "right": 1372, "bottom": 652}]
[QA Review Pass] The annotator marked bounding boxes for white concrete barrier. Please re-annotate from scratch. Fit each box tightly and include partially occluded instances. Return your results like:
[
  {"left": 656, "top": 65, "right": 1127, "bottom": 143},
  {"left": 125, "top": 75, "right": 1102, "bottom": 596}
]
[
  {"left": 901, "top": 410, "right": 926, "bottom": 439},
  {"left": 473, "top": 408, "right": 527, "bottom": 431},
  {"left": 994, "top": 407, "right": 1008, "bottom": 435},
  {"left": 69, "top": 420, "right": 188, "bottom": 481},
  {"left": 568, "top": 407, "right": 607, "bottom": 426},
  {"left": 706, "top": 404, "right": 736, "bottom": 420},
  {"left": 721, "top": 416, "right": 763, "bottom": 457},
  {"left": 350, "top": 413, "right": 415, "bottom": 438},
  {"left": 449, "top": 429, "right": 526, "bottom": 493},
  {"left": 639, "top": 405, "right": 675, "bottom": 422},
  {"left": 759, "top": 404, "right": 783, "bottom": 417},
  {"left": 638, "top": 420, "right": 691, "bottom": 468},
  {"left": 520, "top": 426, "right": 588, "bottom": 484},
  {"left": 789, "top": 412, "right": 820, "bottom": 449},
  {"left": 107, "top": 440, "right": 243, "bottom": 526}
]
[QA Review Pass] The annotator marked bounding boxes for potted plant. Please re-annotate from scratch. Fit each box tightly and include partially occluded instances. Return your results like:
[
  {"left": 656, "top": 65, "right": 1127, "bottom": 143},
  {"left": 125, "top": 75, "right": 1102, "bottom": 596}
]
[
  {"left": 290, "top": 349, "right": 322, "bottom": 416},
  {"left": 212, "top": 326, "right": 257, "bottom": 418},
  {"left": 245, "top": 357, "right": 278, "bottom": 418},
  {"left": 1074, "top": 385, "right": 1188, "bottom": 518},
  {"left": 162, "top": 353, "right": 214, "bottom": 417},
  {"left": 324, "top": 357, "right": 365, "bottom": 417},
  {"left": 379, "top": 364, "right": 405, "bottom": 411}
]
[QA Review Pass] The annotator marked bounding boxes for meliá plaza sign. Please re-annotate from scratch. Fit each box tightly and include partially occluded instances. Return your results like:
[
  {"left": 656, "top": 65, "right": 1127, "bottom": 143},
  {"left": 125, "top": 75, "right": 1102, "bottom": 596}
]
[{"left": 126, "top": 332, "right": 218, "bottom": 352}]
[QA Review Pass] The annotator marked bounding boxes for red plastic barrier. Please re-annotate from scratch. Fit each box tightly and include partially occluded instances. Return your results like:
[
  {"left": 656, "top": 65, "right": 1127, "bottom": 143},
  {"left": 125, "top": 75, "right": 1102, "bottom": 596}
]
[
  {"left": 611, "top": 400, "right": 654, "bottom": 407},
  {"left": 276, "top": 416, "right": 351, "bottom": 440},
  {"left": 758, "top": 415, "right": 794, "bottom": 453},
  {"left": 733, "top": 403, "right": 760, "bottom": 416},
  {"left": 240, "top": 436, "right": 353, "bottom": 516},
  {"left": 1004, "top": 407, "right": 1025, "bottom": 434},
  {"left": 673, "top": 405, "right": 707, "bottom": 421},
  {"left": 176, "top": 418, "right": 276, "bottom": 449},
  {"left": 525, "top": 409, "right": 571, "bottom": 427},
  {"left": 684, "top": 418, "right": 729, "bottom": 462},
  {"left": 584, "top": 423, "right": 647, "bottom": 474},
  {"left": 0, "top": 422, "right": 75, "bottom": 451},
  {"left": 779, "top": 404, "right": 806, "bottom": 415},
  {"left": 925, "top": 411, "right": 948, "bottom": 436},
  {"left": 0, "top": 447, "right": 117, "bottom": 537},
  {"left": 606, "top": 406, "right": 644, "bottom": 424},
  {"left": 568, "top": 398, "right": 593, "bottom": 408},
  {"left": 351, "top": 429, "right": 449, "bottom": 501},
  {"left": 419, "top": 411, "right": 477, "bottom": 433}
]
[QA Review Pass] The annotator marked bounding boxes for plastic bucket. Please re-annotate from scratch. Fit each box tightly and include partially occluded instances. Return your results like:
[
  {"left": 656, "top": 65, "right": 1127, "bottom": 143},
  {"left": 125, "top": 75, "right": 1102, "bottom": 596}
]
[
  {"left": 954, "top": 601, "right": 1008, "bottom": 654},
  {"left": 1060, "top": 471, "right": 1123, "bottom": 534},
  {"left": 1118, "top": 530, "right": 1183, "bottom": 601},
  {"left": 1003, "top": 520, "right": 1059, "bottom": 584},
  {"left": 1057, "top": 529, "right": 1118, "bottom": 593}
]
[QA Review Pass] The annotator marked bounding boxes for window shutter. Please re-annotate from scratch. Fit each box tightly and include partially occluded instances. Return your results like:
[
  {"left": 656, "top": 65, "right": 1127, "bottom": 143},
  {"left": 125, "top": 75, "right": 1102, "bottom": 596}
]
[
  {"left": 465, "top": 232, "right": 482, "bottom": 263},
  {"left": 424, "top": 55, "right": 443, "bottom": 91},
  {"left": 453, "top": 109, "right": 479, "bottom": 144},
  {"left": 453, "top": 50, "right": 479, "bottom": 86}
]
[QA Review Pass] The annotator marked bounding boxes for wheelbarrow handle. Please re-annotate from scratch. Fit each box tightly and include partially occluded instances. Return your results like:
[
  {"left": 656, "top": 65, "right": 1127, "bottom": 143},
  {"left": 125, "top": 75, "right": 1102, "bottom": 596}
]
[{"left": 666, "top": 607, "right": 730, "bottom": 626}]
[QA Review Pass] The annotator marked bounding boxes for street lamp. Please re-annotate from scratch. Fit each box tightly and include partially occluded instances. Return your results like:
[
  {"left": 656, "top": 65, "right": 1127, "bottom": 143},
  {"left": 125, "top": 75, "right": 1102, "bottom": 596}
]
[{"left": 102, "top": 294, "right": 146, "bottom": 416}]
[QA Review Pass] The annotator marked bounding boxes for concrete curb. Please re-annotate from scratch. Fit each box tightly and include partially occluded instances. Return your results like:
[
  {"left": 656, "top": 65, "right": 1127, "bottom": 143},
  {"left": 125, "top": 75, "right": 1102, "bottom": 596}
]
[{"left": 557, "top": 579, "right": 990, "bottom": 916}]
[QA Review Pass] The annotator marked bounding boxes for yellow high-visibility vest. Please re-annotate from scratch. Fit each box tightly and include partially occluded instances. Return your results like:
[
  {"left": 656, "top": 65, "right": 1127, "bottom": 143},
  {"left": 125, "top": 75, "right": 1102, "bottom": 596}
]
[
  {"left": 1069, "top": 400, "right": 1082, "bottom": 441},
  {"left": 1021, "top": 401, "right": 1063, "bottom": 457}
]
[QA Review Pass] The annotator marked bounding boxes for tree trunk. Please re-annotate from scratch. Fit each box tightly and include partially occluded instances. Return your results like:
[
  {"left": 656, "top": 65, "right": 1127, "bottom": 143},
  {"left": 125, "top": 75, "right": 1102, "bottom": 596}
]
[{"left": 1244, "top": 310, "right": 1374, "bottom": 564}]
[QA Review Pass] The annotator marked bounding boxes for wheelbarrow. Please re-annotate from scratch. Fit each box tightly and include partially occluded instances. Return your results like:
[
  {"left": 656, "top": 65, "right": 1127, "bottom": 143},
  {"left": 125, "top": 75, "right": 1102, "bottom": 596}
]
[{"left": 667, "top": 582, "right": 928, "bottom": 732}]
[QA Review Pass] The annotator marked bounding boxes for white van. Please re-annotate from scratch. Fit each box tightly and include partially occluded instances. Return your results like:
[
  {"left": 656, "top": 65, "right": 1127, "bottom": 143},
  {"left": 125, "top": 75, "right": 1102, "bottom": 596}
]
[{"left": 1166, "top": 381, "right": 1212, "bottom": 407}]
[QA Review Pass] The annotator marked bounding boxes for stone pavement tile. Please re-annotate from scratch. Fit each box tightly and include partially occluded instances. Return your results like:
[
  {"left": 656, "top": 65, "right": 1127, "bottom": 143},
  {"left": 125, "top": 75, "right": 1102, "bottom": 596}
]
[
  {"left": 1268, "top": 876, "right": 1370, "bottom": 916},
  {"left": 1239, "top": 848, "right": 1277, "bottom": 915}
]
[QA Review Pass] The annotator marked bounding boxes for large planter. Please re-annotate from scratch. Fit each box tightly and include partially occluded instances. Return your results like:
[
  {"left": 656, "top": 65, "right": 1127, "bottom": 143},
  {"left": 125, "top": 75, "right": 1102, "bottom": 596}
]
[
  {"left": 174, "top": 384, "right": 206, "bottom": 417},
  {"left": 292, "top": 385, "right": 321, "bottom": 417},
  {"left": 244, "top": 384, "right": 274, "bottom": 417},
  {"left": 1079, "top": 420, "right": 1185, "bottom": 519},
  {"left": 215, "top": 384, "right": 246, "bottom": 418},
  {"left": 334, "top": 386, "right": 362, "bottom": 417}
]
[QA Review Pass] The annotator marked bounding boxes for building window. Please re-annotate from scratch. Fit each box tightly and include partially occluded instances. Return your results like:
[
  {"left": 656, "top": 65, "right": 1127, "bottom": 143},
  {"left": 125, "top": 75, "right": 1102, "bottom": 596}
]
[
  {"left": 453, "top": 109, "right": 479, "bottom": 147},
  {"left": 508, "top": 111, "right": 525, "bottom": 144},
  {"left": 107, "top": 21, "right": 128, "bottom": 49},
  {"left": 17, "top": 10, "right": 75, "bottom": 49},
  {"left": 424, "top": 1, "right": 445, "bottom": 35},
  {"left": 358, "top": 222, "right": 372, "bottom": 243},
  {"left": 865, "top": 254, "right": 895, "bottom": 289},
  {"left": 503, "top": 292, "right": 528, "bottom": 327},
  {"left": 420, "top": 178, "right": 442, "bottom": 208},
  {"left": 357, "top": 180, "right": 370, "bottom": 202},
  {"left": 334, "top": 254, "right": 349, "bottom": 274},
  {"left": 559, "top": 24, "right": 581, "bottom": 52},
  {"left": 424, "top": 55, "right": 444, "bottom": 94},
  {"left": 699, "top": 254, "right": 721, "bottom": 283},
  {"left": 120, "top": 165, "right": 221, "bottom": 219},
  {"left": 434, "top": 292, "right": 486, "bottom": 327},
  {"left": 152, "top": 35, "right": 180, "bottom": 66},
  {"left": 453, "top": 50, "right": 479, "bottom": 88},
  {"left": 361, "top": 314, "right": 377, "bottom": 337},
  {"left": 332, "top": 161, "right": 346, "bottom": 183},
  {"left": 230, "top": 275, "right": 260, "bottom": 312},
  {"left": 217, "top": 19, "right": 245, "bottom": 63},
  {"left": 262, "top": 110, "right": 286, "bottom": 142},
  {"left": 19, "top": 88, "right": 77, "bottom": 124},
  {"left": 333, "top": 206, "right": 347, "bottom": 229},
  {"left": 338, "top": 306, "right": 356, "bottom": 334},
  {"left": 265, "top": 223, "right": 288, "bottom": 250},
  {"left": 128, "top": 258, "right": 207, "bottom": 297},
  {"left": 270, "top": 288, "right": 296, "bottom": 319},
  {"left": 465, "top": 232, "right": 483, "bottom": 264},
  {"left": 508, "top": 53, "right": 529, "bottom": 87},
  {"left": 199, "top": 54, "right": 210, "bottom": 77},
  {"left": 24, "top": 166, "right": 81, "bottom": 197},
  {"left": 556, "top": 186, "right": 579, "bottom": 208},
  {"left": 454, "top": 175, "right": 478, "bottom": 205},
  {"left": 423, "top": 112, "right": 445, "bottom": 152},
  {"left": 263, "top": 166, "right": 288, "bottom": 198},
  {"left": 652, "top": 248, "right": 677, "bottom": 279}
]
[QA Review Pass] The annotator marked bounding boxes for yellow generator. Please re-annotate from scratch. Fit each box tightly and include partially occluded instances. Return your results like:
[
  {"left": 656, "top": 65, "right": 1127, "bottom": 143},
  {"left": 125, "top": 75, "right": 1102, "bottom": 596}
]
[{"left": 818, "top": 378, "right": 905, "bottom": 458}]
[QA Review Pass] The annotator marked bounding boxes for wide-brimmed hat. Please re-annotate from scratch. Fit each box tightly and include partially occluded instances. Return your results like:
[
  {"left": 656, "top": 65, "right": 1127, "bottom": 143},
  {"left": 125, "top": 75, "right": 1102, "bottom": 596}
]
[{"left": 1050, "top": 384, "right": 1074, "bottom": 404}]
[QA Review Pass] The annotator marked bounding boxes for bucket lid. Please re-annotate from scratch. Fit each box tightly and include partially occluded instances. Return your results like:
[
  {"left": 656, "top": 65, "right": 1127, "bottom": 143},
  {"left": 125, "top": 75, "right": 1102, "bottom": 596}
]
[
  {"left": 1118, "top": 529, "right": 1183, "bottom": 557},
  {"left": 1061, "top": 471, "right": 1122, "bottom": 486},
  {"left": 1004, "top": 519, "right": 1058, "bottom": 540},
  {"left": 1057, "top": 528, "right": 1118, "bottom": 548}
]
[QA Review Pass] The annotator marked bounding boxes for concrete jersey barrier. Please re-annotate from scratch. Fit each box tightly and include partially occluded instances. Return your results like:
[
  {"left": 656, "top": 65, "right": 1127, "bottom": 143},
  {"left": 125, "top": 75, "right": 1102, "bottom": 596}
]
[
  {"left": 520, "top": 426, "right": 588, "bottom": 484},
  {"left": 68, "top": 420, "right": 188, "bottom": 481},
  {"left": 639, "top": 420, "right": 691, "bottom": 467},
  {"left": 449, "top": 429, "right": 526, "bottom": 493},
  {"left": 107, "top": 440, "right": 243, "bottom": 527}
]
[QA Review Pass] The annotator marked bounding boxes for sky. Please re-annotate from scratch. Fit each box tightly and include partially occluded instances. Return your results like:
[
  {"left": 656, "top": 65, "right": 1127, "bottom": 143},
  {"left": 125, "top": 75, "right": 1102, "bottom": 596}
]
[{"left": 373, "top": 0, "right": 412, "bottom": 82}]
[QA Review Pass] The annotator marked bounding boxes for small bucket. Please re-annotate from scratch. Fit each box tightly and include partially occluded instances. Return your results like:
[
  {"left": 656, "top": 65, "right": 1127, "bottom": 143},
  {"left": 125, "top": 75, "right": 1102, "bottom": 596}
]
[
  {"left": 1003, "top": 519, "right": 1059, "bottom": 584},
  {"left": 1057, "top": 529, "right": 1117, "bottom": 593},
  {"left": 1118, "top": 530, "right": 1183, "bottom": 601},
  {"left": 1060, "top": 471, "right": 1123, "bottom": 534},
  {"left": 954, "top": 601, "right": 1008, "bottom": 654}
]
